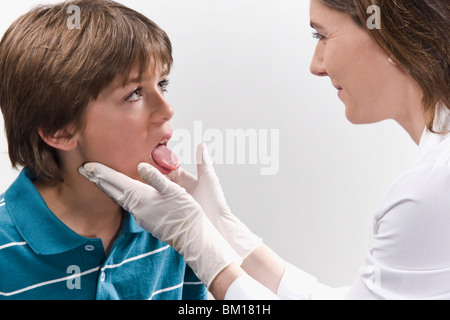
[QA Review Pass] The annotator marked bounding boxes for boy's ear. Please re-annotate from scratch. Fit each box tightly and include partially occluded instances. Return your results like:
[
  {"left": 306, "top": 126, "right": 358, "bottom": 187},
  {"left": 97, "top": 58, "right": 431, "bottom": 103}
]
[{"left": 38, "top": 128, "right": 78, "bottom": 151}]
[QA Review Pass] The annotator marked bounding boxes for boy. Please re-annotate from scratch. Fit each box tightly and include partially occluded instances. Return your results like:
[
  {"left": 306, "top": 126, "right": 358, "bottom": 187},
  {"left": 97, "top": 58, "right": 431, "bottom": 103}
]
[{"left": 0, "top": 0, "right": 206, "bottom": 300}]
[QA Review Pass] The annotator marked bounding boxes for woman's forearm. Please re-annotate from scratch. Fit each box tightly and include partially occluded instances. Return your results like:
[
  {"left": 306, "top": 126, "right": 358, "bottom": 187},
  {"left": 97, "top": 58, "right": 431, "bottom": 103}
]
[
  {"left": 241, "top": 243, "right": 287, "bottom": 293},
  {"left": 209, "top": 244, "right": 286, "bottom": 299},
  {"left": 209, "top": 262, "right": 245, "bottom": 299}
]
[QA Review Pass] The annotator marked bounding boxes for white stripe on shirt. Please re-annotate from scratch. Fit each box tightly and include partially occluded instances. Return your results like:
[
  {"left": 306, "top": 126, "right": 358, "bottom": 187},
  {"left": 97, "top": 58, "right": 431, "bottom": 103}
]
[
  {"left": 101, "top": 245, "right": 170, "bottom": 270},
  {"left": 148, "top": 282, "right": 184, "bottom": 300},
  {"left": 147, "top": 281, "right": 204, "bottom": 300},
  {"left": 0, "top": 266, "right": 101, "bottom": 297},
  {"left": 0, "top": 241, "right": 27, "bottom": 251},
  {"left": 0, "top": 245, "right": 170, "bottom": 297}
]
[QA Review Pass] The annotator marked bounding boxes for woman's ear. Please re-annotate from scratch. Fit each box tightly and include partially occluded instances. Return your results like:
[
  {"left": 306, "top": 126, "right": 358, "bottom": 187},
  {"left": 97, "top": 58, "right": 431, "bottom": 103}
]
[{"left": 38, "top": 128, "right": 78, "bottom": 151}]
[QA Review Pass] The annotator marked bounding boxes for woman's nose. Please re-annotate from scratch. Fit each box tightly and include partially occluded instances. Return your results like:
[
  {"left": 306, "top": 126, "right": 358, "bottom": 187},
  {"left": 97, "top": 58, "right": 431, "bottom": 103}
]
[{"left": 310, "top": 43, "right": 328, "bottom": 77}]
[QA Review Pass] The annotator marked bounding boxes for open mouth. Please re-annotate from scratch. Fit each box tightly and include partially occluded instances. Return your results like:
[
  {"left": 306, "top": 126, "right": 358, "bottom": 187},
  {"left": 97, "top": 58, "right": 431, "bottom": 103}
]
[{"left": 150, "top": 134, "right": 180, "bottom": 174}]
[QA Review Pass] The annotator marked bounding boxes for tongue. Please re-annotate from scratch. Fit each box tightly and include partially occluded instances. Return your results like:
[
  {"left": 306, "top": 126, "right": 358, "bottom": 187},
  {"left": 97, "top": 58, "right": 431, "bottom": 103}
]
[{"left": 151, "top": 145, "right": 180, "bottom": 171}]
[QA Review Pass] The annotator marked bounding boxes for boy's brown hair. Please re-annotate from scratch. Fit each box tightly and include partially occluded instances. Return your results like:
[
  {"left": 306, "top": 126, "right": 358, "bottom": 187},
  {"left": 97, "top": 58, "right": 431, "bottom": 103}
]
[{"left": 0, "top": 0, "right": 173, "bottom": 185}]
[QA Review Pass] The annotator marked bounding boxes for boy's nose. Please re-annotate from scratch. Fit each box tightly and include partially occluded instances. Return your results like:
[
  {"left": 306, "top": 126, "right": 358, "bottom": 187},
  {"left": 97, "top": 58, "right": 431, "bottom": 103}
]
[
  {"left": 154, "top": 99, "right": 174, "bottom": 123},
  {"left": 164, "top": 102, "right": 175, "bottom": 121},
  {"left": 159, "top": 101, "right": 175, "bottom": 121}
]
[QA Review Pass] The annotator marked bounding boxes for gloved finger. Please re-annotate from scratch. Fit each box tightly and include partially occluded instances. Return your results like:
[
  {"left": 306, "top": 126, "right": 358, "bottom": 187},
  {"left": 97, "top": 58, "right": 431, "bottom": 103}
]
[
  {"left": 79, "top": 162, "right": 134, "bottom": 203},
  {"left": 138, "top": 162, "right": 176, "bottom": 194},
  {"left": 167, "top": 167, "right": 197, "bottom": 191},
  {"left": 166, "top": 167, "right": 182, "bottom": 182},
  {"left": 196, "top": 143, "right": 214, "bottom": 177}
]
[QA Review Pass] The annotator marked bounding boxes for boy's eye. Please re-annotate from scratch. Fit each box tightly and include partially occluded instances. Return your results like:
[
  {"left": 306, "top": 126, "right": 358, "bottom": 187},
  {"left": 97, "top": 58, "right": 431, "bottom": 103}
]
[
  {"left": 125, "top": 87, "right": 143, "bottom": 102},
  {"left": 312, "top": 31, "right": 326, "bottom": 41},
  {"left": 158, "top": 79, "right": 170, "bottom": 93},
  {"left": 124, "top": 80, "right": 169, "bottom": 103}
]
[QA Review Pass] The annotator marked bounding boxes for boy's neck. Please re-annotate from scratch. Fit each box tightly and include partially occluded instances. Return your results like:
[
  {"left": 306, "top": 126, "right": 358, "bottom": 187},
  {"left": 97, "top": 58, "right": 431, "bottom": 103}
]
[{"left": 34, "top": 167, "right": 124, "bottom": 254}]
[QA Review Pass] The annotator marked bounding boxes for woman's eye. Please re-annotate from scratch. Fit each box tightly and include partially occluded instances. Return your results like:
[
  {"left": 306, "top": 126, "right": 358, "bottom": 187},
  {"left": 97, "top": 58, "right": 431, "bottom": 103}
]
[
  {"left": 312, "top": 31, "right": 326, "bottom": 41},
  {"left": 125, "top": 87, "right": 143, "bottom": 102},
  {"left": 158, "top": 79, "right": 170, "bottom": 93}
]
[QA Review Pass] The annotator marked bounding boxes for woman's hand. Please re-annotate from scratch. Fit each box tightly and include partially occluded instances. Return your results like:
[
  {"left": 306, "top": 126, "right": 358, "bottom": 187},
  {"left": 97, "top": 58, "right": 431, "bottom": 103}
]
[
  {"left": 169, "top": 144, "right": 286, "bottom": 293},
  {"left": 168, "top": 143, "right": 263, "bottom": 259}
]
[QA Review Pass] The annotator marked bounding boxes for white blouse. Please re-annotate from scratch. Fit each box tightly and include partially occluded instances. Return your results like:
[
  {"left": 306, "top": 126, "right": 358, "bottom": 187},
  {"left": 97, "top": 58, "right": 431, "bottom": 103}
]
[{"left": 226, "top": 108, "right": 450, "bottom": 300}]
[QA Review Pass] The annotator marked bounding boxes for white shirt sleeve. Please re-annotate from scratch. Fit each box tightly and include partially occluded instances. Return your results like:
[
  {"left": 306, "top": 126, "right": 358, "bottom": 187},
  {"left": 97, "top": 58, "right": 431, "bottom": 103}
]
[
  {"left": 226, "top": 134, "right": 450, "bottom": 300},
  {"left": 347, "top": 154, "right": 450, "bottom": 299},
  {"left": 276, "top": 263, "right": 350, "bottom": 299},
  {"left": 225, "top": 275, "right": 280, "bottom": 300},
  {"left": 225, "top": 264, "right": 349, "bottom": 300}
]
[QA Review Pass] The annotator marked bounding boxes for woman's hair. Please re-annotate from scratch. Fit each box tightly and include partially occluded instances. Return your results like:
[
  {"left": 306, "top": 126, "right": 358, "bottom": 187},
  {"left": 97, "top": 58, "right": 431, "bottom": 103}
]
[
  {"left": 0, "top": 0, "right": 173, "bottom": 185},
  {"left": 319, "top": 0, "right": 450, "bottom": 133}
]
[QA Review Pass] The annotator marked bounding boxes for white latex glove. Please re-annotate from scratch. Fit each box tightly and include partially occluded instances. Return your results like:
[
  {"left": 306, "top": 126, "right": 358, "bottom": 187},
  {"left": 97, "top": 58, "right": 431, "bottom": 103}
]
[
  {"left": 168, "top": 143, "right": 263, "bottom": 259},
  {"left": 79, "top": 162, "right": 241, "bottom": 288}
]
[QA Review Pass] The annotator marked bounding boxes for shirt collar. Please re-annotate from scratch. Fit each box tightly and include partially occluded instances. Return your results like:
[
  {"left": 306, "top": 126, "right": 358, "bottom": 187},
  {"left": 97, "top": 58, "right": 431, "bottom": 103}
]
[
  {"left": 4, "top": 169, "right": 145, "bottom": 255},
  {"left": 121, "top": 209, "right": 146, "bottom": 234},
  {"left": 416, "top": 106, "right": 450, "bottom": 164}
]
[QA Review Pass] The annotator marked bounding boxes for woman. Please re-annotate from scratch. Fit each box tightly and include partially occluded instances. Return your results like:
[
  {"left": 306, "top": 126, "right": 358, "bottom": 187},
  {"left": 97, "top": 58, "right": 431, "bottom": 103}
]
[{"left": 80, "top": 0, "right": 450, "bottom": 299}]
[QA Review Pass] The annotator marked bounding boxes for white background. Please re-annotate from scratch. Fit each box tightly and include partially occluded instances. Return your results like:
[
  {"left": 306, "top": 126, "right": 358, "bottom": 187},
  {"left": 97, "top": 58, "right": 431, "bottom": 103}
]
[{"left": 0, "top": 0, "right": 418, "bottom": 287}]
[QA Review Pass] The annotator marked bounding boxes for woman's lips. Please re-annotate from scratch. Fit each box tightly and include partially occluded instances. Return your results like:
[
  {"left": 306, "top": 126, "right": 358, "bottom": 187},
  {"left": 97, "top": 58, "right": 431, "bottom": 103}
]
[{"left": 332, "top": 83, "right": 343, "bottom": 98}]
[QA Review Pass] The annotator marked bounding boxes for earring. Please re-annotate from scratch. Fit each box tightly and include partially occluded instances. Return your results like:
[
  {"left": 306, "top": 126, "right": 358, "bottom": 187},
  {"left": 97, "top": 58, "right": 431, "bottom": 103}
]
[{"left": 387, "top": 57, "right": 396, "bottom": 65}]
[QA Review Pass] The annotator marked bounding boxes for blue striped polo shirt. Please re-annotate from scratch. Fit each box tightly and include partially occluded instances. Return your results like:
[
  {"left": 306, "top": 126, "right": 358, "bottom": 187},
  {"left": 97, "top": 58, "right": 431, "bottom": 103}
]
[{"left": 0, "top": 169, "right": 207, "bottom": 300}]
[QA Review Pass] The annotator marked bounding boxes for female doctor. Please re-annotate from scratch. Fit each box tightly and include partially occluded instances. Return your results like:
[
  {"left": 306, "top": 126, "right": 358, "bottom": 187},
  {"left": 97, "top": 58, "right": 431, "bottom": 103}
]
[{"left": 80, "top": 0, "right": 450, "bottom": 299}]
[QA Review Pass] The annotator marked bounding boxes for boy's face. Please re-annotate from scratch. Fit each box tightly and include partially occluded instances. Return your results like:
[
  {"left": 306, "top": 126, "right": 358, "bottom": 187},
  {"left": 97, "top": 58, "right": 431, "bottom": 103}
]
[{"left": 76, "top": 65, "right": 175, "bottom": 181}]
